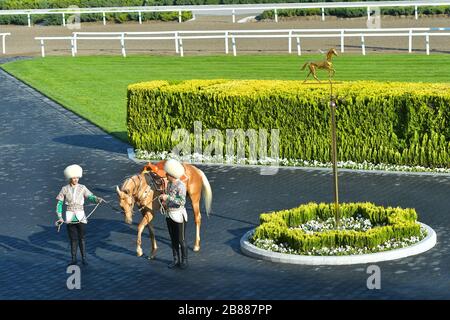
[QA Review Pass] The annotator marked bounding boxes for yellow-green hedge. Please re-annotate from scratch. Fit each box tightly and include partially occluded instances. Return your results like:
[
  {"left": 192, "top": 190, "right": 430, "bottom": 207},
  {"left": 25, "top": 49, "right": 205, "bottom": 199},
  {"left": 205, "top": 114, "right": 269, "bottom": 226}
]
[
  {"left": 252, "top": 202, "right": 422, "bottom": 251},
  {"left": 127, "top": 80, "right": 450, "bottom": 168}
]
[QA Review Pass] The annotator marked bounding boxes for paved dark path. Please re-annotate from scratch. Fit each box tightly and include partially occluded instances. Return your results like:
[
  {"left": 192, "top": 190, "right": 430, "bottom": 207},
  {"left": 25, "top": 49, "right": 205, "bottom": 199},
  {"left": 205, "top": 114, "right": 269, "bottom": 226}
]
[{"left": 0, "top": 60, "right": 450, "bottom": 300}]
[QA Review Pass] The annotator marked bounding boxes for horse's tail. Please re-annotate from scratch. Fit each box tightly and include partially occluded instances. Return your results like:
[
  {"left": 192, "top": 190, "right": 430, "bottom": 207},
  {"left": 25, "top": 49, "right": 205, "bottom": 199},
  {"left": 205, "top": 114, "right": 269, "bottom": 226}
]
[
  {"left": 198, "top": 169, "right": 212, "bottom": 217},
  {"left": 301, "top": 62, "right": 309, "bottom": 70}
]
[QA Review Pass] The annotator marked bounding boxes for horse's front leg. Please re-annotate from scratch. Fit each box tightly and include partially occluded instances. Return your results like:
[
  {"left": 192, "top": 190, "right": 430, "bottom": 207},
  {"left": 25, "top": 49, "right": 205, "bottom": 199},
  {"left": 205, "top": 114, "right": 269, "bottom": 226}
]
[
  {"left": 190, "top": 194, "right": 202, "bottom": 252},
  {"left": 136, "top": 217, "right": 148, "bottom": 257},
  {"left": 146, "top": 212, "right": 158, "bottom": 260}
]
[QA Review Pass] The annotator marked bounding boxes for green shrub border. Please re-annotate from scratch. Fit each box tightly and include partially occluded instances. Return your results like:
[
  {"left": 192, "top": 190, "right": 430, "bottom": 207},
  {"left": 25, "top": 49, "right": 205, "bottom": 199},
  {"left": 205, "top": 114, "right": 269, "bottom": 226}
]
[{"left": 251, "top": 202, "right": 422, "bottom": 251}]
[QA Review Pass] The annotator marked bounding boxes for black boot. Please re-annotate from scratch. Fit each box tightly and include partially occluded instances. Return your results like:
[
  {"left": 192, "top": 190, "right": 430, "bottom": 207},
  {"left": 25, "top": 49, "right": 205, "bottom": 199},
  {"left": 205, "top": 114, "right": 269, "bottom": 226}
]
[
  {"left": 79, "top": 239, "right": 88, "bottom": 266},
  {"left": 68, "top": 239, "right": 78, "bottom": 266},
  {"left": 168, "top": 248, "right": 180, "bottom": 269},
  {"left": 179, "top": 244, "right": 188, "bottom": 270}
]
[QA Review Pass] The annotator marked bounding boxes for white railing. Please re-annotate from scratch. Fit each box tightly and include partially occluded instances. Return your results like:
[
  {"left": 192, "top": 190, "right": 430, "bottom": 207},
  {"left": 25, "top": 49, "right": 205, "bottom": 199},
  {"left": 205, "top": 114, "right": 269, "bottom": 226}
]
[
  {"left": 35, "top": 28, "right": 450, "bottom": 57},
  {"left": 2, "top": 1, "right": 450, "bottom": 27},
  {"left": 0, "top": 32, "right": 10, "bottom": 54}
]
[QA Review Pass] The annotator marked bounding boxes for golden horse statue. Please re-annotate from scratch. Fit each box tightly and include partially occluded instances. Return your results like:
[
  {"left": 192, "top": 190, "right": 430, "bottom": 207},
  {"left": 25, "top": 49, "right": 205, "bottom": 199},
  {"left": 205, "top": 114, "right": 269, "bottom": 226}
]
[{"left": 301, "top": 48, "right": 338, "bottom": 83}]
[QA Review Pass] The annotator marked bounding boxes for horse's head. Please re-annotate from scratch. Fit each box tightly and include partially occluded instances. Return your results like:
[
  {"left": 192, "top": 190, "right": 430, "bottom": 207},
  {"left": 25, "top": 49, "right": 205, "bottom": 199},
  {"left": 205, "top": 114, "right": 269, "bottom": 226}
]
[
  {"left": 116, "top": 179, "right": 135, "bottom": 225},
  {"left": 329, "top": 48, "right": 338, "bottom": 57},
  {"left": 142, "top": 162, "right": 158, "bottom": 175}
]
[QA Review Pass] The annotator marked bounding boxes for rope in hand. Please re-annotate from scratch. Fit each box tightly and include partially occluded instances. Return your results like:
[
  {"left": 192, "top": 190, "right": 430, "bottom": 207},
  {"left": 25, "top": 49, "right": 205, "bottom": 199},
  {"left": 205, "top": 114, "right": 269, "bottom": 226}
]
[{"left": 55, "top": 199, "right": 104, "bottom": 233}]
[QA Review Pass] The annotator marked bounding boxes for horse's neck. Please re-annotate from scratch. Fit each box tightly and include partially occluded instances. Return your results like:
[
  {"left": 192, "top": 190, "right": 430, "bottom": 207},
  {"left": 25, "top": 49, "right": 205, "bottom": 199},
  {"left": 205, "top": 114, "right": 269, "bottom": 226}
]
[{"left": 327, "top": 53, "right": 333, "bottom": 61}]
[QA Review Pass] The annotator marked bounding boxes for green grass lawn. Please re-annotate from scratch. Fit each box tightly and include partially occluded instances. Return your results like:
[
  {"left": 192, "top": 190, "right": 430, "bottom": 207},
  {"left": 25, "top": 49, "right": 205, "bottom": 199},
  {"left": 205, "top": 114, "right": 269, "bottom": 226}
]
[{"left": 2, "top": 54, "right": 450, "bottom": 142}]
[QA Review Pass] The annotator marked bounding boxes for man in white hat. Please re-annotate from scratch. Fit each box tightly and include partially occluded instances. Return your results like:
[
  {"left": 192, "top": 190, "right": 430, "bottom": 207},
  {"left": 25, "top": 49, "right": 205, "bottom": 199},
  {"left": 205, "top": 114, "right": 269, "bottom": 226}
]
[
  {"left": 56, "top": 164, "right": 103, "bottom": 266},
  {"left": 159, "top": 159, "right": 189, "bottom": 269}
]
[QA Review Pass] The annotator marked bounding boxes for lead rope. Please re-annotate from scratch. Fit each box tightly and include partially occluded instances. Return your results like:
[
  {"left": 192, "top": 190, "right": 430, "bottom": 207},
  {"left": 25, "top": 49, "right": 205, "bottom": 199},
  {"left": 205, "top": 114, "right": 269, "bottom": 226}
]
[{"left": 55, "top": 200, "right": 103, "bottom": 232}]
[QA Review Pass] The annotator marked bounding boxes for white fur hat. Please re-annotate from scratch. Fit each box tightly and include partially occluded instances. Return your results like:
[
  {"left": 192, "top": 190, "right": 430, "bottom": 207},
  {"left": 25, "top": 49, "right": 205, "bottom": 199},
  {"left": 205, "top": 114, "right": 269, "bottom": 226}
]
[
  {"left": 164, "top": 159, "right": 185, "bottom": 179},
  {"left": 64, "top": 164, "right": 83, "bottom": 180}
]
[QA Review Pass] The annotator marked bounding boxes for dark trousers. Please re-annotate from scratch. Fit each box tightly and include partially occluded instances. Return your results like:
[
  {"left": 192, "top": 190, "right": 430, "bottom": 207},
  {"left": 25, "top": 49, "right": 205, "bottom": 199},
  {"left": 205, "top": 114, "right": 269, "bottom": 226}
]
[
  {"left": 166, "top": 218, "right": 187, "bottom": 260},
  {"left": 67, "top": 223, "right": 87, "bottom": 261}
]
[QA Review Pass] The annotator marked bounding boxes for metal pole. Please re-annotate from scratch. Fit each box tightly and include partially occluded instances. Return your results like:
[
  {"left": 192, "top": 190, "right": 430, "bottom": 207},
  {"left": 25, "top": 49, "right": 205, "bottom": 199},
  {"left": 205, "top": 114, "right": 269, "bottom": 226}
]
[
  {"left": 178, "top": 11, "right": 182, "bottom": 23},
  {"left": 139, "top": 11, "right": 142, "bottom": 24},
  {"left": 103, "top": 12, "right": 106, "bottom": 25},
  {"left": 340, "top": 30, "right": 344, "bottom": 53},
  {"left": 28, "top": 14, "right": 31, "bottom": 27},
  {"left": 296, "top": 37, "right": 301, "bottom": 56},
  {"left": 175, "top": 31, "right": 179, "bottom": 53},
  {"left": 321, "top": 8, "right": 325, "bottom": 21},
  {"left": 415, "top": 5, "right": 418, "bottom": 20},
  {"left": 367, "top": 6, "right": 371, "bottom": 21},
  {"left": 274, "top": 9, "right": 278, "bottom": 23},
  {"left": 232, "top": 9, "right": 236, "bottom": 23},
  {"left": 426, "top": 33, "right": 430, "bottom": 55},
  {"left": 329, "top": 81, "right": 339, "bottom": 228},
  {"left": 62, "top": 13, "right": 66, "bottom": 27}
]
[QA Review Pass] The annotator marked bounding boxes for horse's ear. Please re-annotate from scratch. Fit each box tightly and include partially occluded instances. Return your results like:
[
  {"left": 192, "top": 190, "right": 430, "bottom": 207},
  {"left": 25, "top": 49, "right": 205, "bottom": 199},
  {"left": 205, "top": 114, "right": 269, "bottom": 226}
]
[{"left": 116, "top": 186, "right": 122, "bottom": 196}]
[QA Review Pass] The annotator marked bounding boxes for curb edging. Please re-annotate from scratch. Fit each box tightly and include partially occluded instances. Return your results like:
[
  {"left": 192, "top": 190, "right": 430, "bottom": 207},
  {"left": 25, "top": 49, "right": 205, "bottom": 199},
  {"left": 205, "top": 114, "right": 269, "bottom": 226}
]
[{"left": 240, "top": 222, "right": 437, "bottom": 265}]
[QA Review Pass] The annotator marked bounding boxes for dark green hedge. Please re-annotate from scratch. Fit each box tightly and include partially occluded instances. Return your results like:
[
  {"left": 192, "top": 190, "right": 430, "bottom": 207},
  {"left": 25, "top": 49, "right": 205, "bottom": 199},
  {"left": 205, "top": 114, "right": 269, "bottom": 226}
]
[
  {"left": 252, "top": 202, "right": 422, "bottom": 251},
  {"left": 258, "top": 6, "right": 450, "bottom": 20}
]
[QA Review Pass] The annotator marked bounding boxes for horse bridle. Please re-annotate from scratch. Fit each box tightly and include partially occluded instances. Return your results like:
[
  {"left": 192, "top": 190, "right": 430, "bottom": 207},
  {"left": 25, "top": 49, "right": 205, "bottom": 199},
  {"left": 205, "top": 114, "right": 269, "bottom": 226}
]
[{"left": 120, "top": 174, "right": 164, "bottom": 213}]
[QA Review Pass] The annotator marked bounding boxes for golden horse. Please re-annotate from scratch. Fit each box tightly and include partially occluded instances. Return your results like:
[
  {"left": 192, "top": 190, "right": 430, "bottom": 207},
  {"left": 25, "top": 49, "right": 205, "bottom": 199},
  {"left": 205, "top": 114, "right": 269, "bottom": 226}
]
[
  {"left": 116, "top": 160, "right": 212, "bottom": 258},
  {"left": 301, "top": 48, "right": 338, "bottom": 83}
]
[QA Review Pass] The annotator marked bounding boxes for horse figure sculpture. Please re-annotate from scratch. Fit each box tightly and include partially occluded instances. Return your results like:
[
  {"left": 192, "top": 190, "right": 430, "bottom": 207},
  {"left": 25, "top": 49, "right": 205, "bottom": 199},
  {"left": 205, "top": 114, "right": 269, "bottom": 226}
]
[
  {"left": 301, "top": 48, "right": 338, "bottom": 83},
  {"left": 116, "top": 160, "right": 212, "bottom": 258}
]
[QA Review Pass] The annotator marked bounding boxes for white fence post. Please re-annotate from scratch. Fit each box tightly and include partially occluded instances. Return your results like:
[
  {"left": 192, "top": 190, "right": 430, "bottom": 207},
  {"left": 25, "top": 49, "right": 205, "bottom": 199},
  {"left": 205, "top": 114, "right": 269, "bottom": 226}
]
[
  {"left": 139, "top": 11, "right": 142, "bottom": 24},
  {"left": 179, "top": 37, "right": 184, "bottom": 57},
  {"left": 415, "top": 5, "right": 418, "bottom": 20},
  {"left": 426, "top": 33, "right": 430, "bottom": 55},
  {"left": 225, "top": 31, "right": 229, "bottom": 54},
  {"left": 175, "top": 31, "right": 179, "bottom": 53},
  {"left": 321, "top": 8, "right": 325, "bottom": 21},
  {"left": 73, "top": 32, "right": 78, "bottom": 54},
  {"left": 27, "top": 14, "right": 31, "bottom": 27},
  {"left": 340, "top": 30, "right": 344, "bottom": 53},
  {"left": 288, "top": 30, "right": 292, "bottom": 53},
  {"left": 62, "top": 13, "right": 66, "bottom": 27},
  {"left": 71, "top": 38, "right": 75, "bottom": 57},
  {"left": 274, "top": 9, "right": 278, "bottom": 23},
  {"left": 2, "top": 35, "right": 5, "bottom": 54},
  {"left": 296, "top": 37, "right": 301, "bottom": 56},
  {"left": 367, "top": 6, "right": 371, "bottom": 21},
  {"left": 408, "top": 29, "right": 412, "bottom": 53},
  {"left": 40, "top": 39, "right": 45, "bottom": 57},
  {"left": 178, "top": 11, "right": 182, "bottom": 23},
  {"left": 103, "top": 12, "right": 106, "bottom": 25},
  {"left": 232, "top": 9, "right": 236, "bottom": 23},
  {"left": 121, "top": 33, "right": 126, "bottom": 57},
  {"left": 361, "top": 34, "right": 366, "bottom": 55},
  {"left": 232, "top": 36, "right": 236, "bottom": 56}
]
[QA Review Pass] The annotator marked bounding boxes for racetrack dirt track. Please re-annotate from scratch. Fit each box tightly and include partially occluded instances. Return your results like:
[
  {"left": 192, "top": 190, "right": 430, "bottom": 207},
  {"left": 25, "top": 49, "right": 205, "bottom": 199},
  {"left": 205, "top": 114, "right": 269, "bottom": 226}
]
[{"left": 1, "top": 15, "right": 450, "bottom": 57}]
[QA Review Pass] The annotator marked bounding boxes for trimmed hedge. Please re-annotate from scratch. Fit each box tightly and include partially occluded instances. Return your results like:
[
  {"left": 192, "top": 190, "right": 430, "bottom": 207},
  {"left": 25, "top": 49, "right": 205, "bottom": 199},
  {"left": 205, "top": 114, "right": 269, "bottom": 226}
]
[
  {"left": 252, "top": 202, "right": 422, "bottom": 251},
  {"left": 258, "top": 6, "right": 450, "bottom": 20},
  {"left": 127, "top": 80, "right": 450, "bottom": 168},
  {"left": 0, "top": 0, "right": 193, "bottom": 25}
]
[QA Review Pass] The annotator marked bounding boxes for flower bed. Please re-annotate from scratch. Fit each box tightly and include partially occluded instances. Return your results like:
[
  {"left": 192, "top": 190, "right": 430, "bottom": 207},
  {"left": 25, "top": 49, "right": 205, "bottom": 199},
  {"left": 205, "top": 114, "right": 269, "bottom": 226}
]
[{"left": 250, "top": 202, "right": 426, "bottom": 256}]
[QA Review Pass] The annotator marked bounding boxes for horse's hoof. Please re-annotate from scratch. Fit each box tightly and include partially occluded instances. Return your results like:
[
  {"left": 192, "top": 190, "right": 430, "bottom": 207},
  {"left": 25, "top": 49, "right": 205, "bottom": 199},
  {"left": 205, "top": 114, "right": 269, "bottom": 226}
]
[
  {"left": 148, "top": 255, "right": 156, "bottom": 260},
  {"left": 137, "top": 249, "right": 143, "bottom": 257},
  {"left": 193, "top": 245, "right": 200, "bottom": 252}
]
